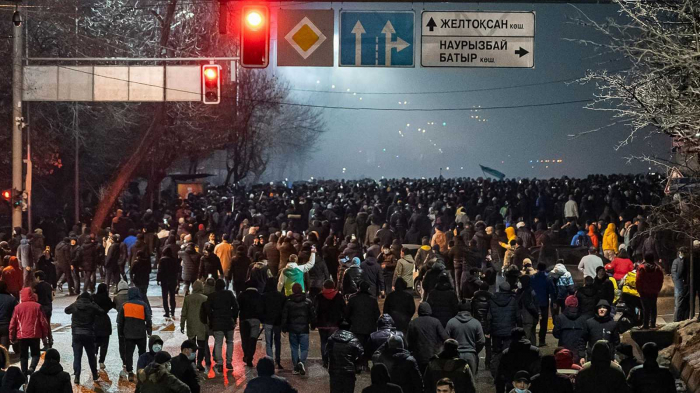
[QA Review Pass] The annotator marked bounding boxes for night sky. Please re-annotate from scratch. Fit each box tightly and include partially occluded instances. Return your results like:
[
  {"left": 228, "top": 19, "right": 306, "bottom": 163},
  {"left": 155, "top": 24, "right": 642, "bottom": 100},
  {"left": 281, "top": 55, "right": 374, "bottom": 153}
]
[{"left": 268, "top": 2, "right": 668, "bottom": 180}]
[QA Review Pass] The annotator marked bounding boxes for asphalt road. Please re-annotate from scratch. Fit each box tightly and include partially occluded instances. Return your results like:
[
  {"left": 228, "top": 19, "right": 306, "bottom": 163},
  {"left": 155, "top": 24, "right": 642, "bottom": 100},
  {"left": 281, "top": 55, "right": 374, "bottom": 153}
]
[{"left": 15, "top": 275, "right": 677, "bottom": 393}]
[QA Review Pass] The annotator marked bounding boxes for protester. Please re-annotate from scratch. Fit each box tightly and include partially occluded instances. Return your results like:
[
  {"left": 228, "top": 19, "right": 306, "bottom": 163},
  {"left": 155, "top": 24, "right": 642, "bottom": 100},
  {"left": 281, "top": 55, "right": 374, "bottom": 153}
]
[
  {"left": 315, "top": 279, "right": 345, "bottom": 368},
  {"left": 636, "top": 254, "right": 664, "bottom": 329},
  {"left": 202, "top": 278, "right": 239, "bottom": 374},
  {"left": 244, "top": 357, "right": 297, "bottom": 393},
  {"left": 92, "top": 283, "right": 115, "bottom": 370},
  {"left": 360, "top": 364, "right": 403, "bottom": 393},
  {"left": 136, "top": 335, "right": 164, "bottom": 372},
  {"left": 371, "top": 335, "right": 422, "bottom": 393},
  {"left": 281, "top": 283, "right": 315, "bottom": 375},
  {"left": 530, "top": 263, "right": 555, "bottom": 347},
  {"left": 180, "top": 280, "right": 210, "bottom": 372},
  {"left": 25, "top": 349, "right": 71, "bottom": 393},
  {"left": 486, "top": 282, "right": 520, "bottom": 376},
  {"left": 578, "top": 247, "right": 604, "bottom": 279},
  {"left": 117, "top": 287, "right": 152, "bottom": 381},
  {"left": 238, "top": 280, "right": 264, "bottom": 368},
  {"left": 627, "top": 342, "right": 675, "bottom": 393},
  {"left": 446, "top": 299, "right": 485, "bottom": 375},
  {"left": 579, "top": 300, "right": 619, "bottom": 364},
  {"left": 170, "top": 340, "right": 200, "bottom": 393},
  {"left": 33, "top": 271, "right": 53, "bottom": 350},
  {"left": 10, "top": 287, "right": 49, "bottom": 375},
  {"left": 407, "top": 302, "right": 448, "bottom": 372},
  {"left": 346, "top": 281, "right": 380, "bottom": 370},
  {"left": 65, "top": 291, "right": 105, "bottom": 384},
  {"left": 157, "top": 247, "right": 179, "bottom": 319},
  {"left": 423, "top": 339, "right": 477, "bottom": 393},
  {"left": 326, "top": 321, "right": 364, "bottom": 393},
  {"left": 529, "top": 355, "right": 573, "bottom": 393},
  {"left": 263, "top": 277, "right": 286, "bottom": 369},
  {"left": 136, "top": 351, "right": 190, "bottom": 393},
  {"left": 496, "top": 328, "right": 541, "bottom": 393},
  {"left": 574, "top": 340, "right": 629, "bottom": 393}
]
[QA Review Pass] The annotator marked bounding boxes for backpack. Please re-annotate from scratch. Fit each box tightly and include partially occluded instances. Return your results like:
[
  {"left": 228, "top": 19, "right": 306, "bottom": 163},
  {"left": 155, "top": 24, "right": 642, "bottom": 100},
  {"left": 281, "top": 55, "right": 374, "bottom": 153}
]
[{"left": 573, "top": 234, "right": 591, "bottom": 248}]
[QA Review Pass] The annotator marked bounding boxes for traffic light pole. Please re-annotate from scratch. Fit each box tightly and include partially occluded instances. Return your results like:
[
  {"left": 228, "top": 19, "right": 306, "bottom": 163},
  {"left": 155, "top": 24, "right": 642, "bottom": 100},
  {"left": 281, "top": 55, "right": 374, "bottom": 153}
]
[{"left": 12, "top": 11, "right": 24, "bottom": 230}]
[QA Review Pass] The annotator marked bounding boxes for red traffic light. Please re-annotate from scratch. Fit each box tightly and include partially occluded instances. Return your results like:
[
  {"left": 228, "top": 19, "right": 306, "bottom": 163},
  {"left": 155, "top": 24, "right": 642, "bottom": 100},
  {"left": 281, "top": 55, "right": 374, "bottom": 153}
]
[
  {"left": 202, "top": 65, "right": 221, "bottom": 105},
  {"left": 204, "top": 67, "right": 218, "bottom": 81},
  {"left": 1, "top": 190, "right": 10, "bottom": 201},
  {"left": 241, "top": 5, "right": 269, "bottom": 68}
]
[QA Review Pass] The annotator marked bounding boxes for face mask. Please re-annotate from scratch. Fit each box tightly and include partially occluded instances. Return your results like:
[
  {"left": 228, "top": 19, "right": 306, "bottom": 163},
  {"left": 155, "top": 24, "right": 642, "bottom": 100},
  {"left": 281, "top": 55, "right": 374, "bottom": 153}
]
[
  {"left": 188, "top": 352, "right": 196, "bottom": 361},
  {"left": 153, "top": 344, "right": 162, "bottom": 353},
  {"left": 514, "top": 389, "right": 528, "bottom": 393}
]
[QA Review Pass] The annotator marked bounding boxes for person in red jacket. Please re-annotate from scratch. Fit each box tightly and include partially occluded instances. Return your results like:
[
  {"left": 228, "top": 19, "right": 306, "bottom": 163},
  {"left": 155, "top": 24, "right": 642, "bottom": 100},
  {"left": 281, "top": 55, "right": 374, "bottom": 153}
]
[
  {"left": 636, "top": 254, "right": 664, "bottom": 329},
  {"left": 608, "top": 249, "right": 635, "bottom": 282},
  {"left": 10, "top": 287, "right": 49, "bottom": 374},
  {"left": 2, "top": 256, "right": 23, "bottom": 298}
]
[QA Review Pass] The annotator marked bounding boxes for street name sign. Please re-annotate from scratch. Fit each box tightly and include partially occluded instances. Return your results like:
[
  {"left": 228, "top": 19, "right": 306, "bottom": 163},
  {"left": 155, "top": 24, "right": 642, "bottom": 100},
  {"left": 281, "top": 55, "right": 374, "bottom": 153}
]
[
  {"left": 278, "top": 10, "right": 334, "bottom": 67},
  {"left": 421, "top": 11, "right": 535, "bottom": 68},
  {"left": 340, "top": 11, "right": 415, "bottom": 67}
]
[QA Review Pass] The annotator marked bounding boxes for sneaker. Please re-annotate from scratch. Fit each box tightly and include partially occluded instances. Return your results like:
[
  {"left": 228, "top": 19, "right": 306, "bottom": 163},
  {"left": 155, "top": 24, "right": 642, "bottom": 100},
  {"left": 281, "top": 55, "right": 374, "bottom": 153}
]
[
  {"left": 128, "top": 372, "right": 135, "bottom": 382},
  {"left": 58, "top": 286, "right": 63, "bottom": 293},
  {"left": 119, "top": 368, "right": 128, "bottom": 380},
  {"left": 100, "top": 363, "right": 106, "bottom": 370},
  {"left": 298, "top": 362, "right": 306, "bottom": 376},
  {"left": 27, "top": 368, "right": 34, "bottom": 376},
  {"left": 74, "top": 376, "right": 80, "bottom": 385},
  {"left": 292, "top": 368, "right": 300, "bottom": 375}
]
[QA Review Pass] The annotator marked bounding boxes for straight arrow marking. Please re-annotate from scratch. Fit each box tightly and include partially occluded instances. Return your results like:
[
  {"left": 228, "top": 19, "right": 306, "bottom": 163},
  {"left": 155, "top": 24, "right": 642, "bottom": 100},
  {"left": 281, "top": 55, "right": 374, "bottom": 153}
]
[
  {"left": 426, "top": 17, "right": 436, "bottom": 32},
  {"left": 351, "top": 20, "right": 366, "bottom": 66}
]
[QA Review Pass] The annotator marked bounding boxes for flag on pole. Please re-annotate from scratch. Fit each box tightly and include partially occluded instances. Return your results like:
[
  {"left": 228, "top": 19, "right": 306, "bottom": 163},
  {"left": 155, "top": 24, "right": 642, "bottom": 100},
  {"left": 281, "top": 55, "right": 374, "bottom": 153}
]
[{"left": 479, "top": 165, "right": 506, "bottom": 180}]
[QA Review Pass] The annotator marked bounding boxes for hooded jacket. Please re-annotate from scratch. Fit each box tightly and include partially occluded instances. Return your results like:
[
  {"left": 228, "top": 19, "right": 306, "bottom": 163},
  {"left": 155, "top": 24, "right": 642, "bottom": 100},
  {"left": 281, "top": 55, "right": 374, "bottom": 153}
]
[
  {"left": 637, "top": 262, "right": 664, "bottom": 297},
  {"left": 114, "top": 280, "right": 130, "bottom": 312},
  {"left": 10, "top": 288, "right": 49, "bottom": 340},
  {"left": 368, "top": 315, "right": 404, "bottom": 355},
  {"left": 179, "top": 245, "right": 201, "bottom": 283},
  {"left": 0, "top": 292, "right": 17, "bottom": 326},
  {"left": 497, "top": 339, "right": 541, "bottom": 393},
  {"left": 407, "top": 303, "right": 449, "bottom": 366},
  {"left": 423, "top": 350, "right": 477, "bottom": 393},
  {"left": 16, "top": 239, "right": 33, "bottom": 269},
  {"left": 157, "top": 252, "right": 180, "bottom": 287},
  {"left": 551, "top": 264, "right": 575, "bottom": 301},
  {"left": 576, "top": 285, "right": 599, "bottom": 317},
  {"left": 314, "top": 288, "right": 345, "bottom": 329},
  {"left": 394, "top": 254, "right": 416, "bottom": 288},
  {"left": 238, "top": 287, "right": 264, "bottom": 321},
  {"left": 65, "top": 292, "right": 105, "bottom": 336},
  {"left": 360, "top": 257, "right": 385, "bottom": 297},
  {"left": 1, "top": 257, "right": 22, "bottom": 295},
  {"left": 627, "top": 360, "right": 676, "bottom": 393},
  {"left": 55, "top": 240, "right": 72, "bottom": 269},
  {"left": 602, "top": 223, "right": 619, "bottom": 252},
  {"left": 117, "top": 287, "right": 153, "bottom": 339},
  {"left": 341, "top": 259, "right": 363, "bottom": 295},
  {"left": 427, "top": 278, "right": 459, "bottom": 327},
  {"left": 446, "top": 311, "right": 485, "bottom": 356},
  {"left": 346, "top": 289, "right": 380, "bottom": 335},
  {"left": 25, "top": 359, "right": 71, "bottom": 393},
  {"left": 486, "top": 291, "right": 520, "bottom": 337},
  {"left": 277, "top": 254, "right": 316, "bottom": 296},
  {"left": 136, "top": 362, "right": 190, "bottom": 393},
  {"left": 199, "top": 252, "right": 224, "bottom": 280},
  {"left": 262, "top": 280, "right": 286, "bottom": 326},
  {"left": 579, "top": 300, "right": 619, "bottom": 360},
  {"left": 383, "top": 279, "right": 416, "bottom": 333},
  {"left": 92, "top": 286, "right": 115, "bottom": 337},
  {"left": 181, "top": 280, "right": 208, "bottom": 338},
  {"left": 77, "top": 240, "right": 99, "bottom": 271},
  {"left": 574, "top": 341, "right": 629, "bottom": 393},
  {"left": 610, "top": 257, "right": 634, "bottom": 282},
  {"left": 136, "top": 335, "right": 164, "bottom": 371},
  {"left": 552, "top": 307, "right": 586, "bottom": 359},
  {"left": 326, "top": 329, "right": 364, "bottom": 374},
  {"left": 471, "top": 289, "right": 492, "bottom": 324},
  {"left": 202, "top": 281, "right": 239, "bottom": 331},
  {"left": 371, "top": 345, "right": 423, "bottom": 393}
]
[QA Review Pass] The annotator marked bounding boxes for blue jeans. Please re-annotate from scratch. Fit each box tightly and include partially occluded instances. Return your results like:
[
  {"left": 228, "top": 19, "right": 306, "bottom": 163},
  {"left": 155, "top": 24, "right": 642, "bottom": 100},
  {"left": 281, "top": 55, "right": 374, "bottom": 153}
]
[
  {"left": 212, "top": 330, "right": 234, "bottom": 365},
  {"left": 264, "top": 324, "right": 281, "bottom": 362},
  {"left": 288, "top": 333, "right": 309, "bottom": 366}
]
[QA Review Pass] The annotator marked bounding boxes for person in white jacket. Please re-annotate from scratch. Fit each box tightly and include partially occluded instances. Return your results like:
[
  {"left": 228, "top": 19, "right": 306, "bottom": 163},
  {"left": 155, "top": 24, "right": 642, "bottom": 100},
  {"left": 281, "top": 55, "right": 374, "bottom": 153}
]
[{"left": 277, "top": 249, "right": 316, "bottom": 296}]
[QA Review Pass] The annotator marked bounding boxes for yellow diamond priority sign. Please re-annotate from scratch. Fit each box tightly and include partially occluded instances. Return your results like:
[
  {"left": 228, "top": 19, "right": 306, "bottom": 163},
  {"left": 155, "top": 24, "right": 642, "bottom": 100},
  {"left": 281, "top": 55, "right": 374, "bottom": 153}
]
[{"left": 278, "top": 10, "right": 333, "bottom": 66}]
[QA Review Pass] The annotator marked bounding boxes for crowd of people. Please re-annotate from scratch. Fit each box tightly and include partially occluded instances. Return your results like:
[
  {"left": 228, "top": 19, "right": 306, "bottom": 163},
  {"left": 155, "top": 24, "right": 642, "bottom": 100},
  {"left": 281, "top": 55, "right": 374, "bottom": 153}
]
[{"left": 0, "top": 174, "right": 688, "bottom": 393}]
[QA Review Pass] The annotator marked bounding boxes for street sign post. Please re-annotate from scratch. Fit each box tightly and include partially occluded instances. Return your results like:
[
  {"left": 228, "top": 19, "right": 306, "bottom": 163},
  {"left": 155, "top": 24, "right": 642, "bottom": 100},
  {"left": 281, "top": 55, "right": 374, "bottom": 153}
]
[
  {"left": 340, "top": 11, "right": 415, "bottom": 67},
  {"left": 421, "top": 11, "right": 535, "bottom": 68},
  {"left": 278, "top": 10, "right": 334, "bottom": 67}
]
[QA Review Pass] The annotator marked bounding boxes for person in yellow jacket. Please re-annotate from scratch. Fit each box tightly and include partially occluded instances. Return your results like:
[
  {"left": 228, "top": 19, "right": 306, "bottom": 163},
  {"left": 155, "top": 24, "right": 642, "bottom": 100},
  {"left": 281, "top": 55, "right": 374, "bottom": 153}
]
[
  {"left": 602, "top": 223, "right": 619, "bottom": 261},
  {"left": 620, "top": 266, "right": 641, "bottom": 324},
  {"left": 499, "top": 226, "right": 518, "bottom": 251}
]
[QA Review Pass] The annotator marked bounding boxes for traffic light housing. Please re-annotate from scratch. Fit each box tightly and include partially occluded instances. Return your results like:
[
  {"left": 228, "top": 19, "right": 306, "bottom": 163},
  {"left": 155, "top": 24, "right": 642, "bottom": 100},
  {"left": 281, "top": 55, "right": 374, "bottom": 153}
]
[
  {"left": 241, "top": 5, "right": 269, "bottom": 68},
  {"left": 1, "top": 190, "right": 10, "bottom": 203},
  {"left": 202, "top": 64, "right": 221, "bottom": 105}
]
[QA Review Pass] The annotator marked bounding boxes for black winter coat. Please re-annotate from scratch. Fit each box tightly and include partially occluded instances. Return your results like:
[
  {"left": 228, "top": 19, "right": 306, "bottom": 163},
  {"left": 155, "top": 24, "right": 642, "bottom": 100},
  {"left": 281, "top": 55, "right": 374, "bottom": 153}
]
[
  {"left": 496, "top": 340, "right": 541, "bottom": 393},
  {"left": 203, "top": 289, "right": 239, "bottom": 331},
  {"left": 530, "top": 372, "right": 574, "bottom": 393},
  {"left": 486, "top": 291, "right": 520, "bottom": 337},
  {"left": 170, "top": 353, "right": 200, "bottom": 393},
  {"left": 199, "top": 254, "right": 223, "bottom": 280},
  {"left": 346, "top": 291, "right": 381, "bottom": 335},
  {"left": 326, "top": 329, "right": 364, "bottom": 374},
  {"left": 342, "top": 265, "right": 363, "bottom": 295},
  {"left": 25, "top": 360, "right": 72, "bottom": 393},
  {"left": 383, "top": 289, "right": 416, "bottom": 333},
  {"left": 92, "top": 291, "right": 115, "bottom": 337},
  {"left": 130, "top": 255, "right": 152, "bottom": 288},
  {"left": 471, "top": 290, "right": 492, "bottom": 324},
  {"left": 65, "top": 294, "right": 106, "bottom": 336},
  {"left": 179, "top": 246, "right": 200, "bottom": 283},
  {"left": 78, "top": 241, "right": 99, "bottom": 271},
  {"left": 579, "top": 313, "right": 619, "bottom": 360},
  {"left": 627, "top": 363, "right": 676, "bottom": 393},
  {"left": 576, "top": 286, "right": 599, "bottom": 317},
  {"left": 281, "top": 293, "right": 315, "bottom": 334},
  {"left": 552, "top": 308, "right": 586, "bottom": 357},
  {"left": 262, "top": 290, "right": 286, "bottom": 326},
  {"left": 371, "top": 348, "right": 423, "bottom": 393},
  {"left": 238, "top": 288, "right": 264, "bottom": 321},
  {"left": 407, "top": 303, "right": 449, "bottom": 366},
  {"left": 156, "top": 256, "right": 179, "bottom": 287},
  {"left": 360, "top": 258, "right": 385, "bottom": 297},
  {"left": 427, "top": 282, "right": 459, "bottom": 327},
  {"left": 314, "top": 290, "right": 345, "bottom": 329}
]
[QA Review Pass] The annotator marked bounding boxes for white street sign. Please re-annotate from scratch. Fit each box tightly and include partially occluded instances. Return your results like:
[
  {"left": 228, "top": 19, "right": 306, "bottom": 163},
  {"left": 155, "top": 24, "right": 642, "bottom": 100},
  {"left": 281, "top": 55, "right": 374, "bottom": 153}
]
[
  {"left": 422, "top": 11, "right": 535, "bottom": 37},
  {"left": 421, "top": 11, "right": 535, "bottom": 68},
  {"left": 422, "top": 36, "right": 534, "bottom": 68}
]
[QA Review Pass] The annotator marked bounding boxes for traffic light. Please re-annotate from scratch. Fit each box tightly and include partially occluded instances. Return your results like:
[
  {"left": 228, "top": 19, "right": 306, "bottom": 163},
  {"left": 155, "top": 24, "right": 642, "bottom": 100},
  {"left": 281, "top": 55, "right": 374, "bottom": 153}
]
[
  {"left": 201, "top": 64, "right": 221, "bottom": 105},
  {"left": 241, "top": 5, "right": 269, "bottom": 68},
  {"left": 1, "top": 190, "right": 10, "bottom": 203}
]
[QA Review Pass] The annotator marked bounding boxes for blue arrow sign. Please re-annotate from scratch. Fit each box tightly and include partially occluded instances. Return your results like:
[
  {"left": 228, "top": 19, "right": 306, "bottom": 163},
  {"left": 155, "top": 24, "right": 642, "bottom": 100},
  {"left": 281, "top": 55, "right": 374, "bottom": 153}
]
[{"left": 340, "top": 11, "right": 415, "bottom": 67}]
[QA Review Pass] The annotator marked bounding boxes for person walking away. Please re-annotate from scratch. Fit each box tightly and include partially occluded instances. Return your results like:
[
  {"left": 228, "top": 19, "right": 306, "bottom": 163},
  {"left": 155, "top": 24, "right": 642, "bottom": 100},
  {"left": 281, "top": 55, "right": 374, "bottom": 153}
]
[
  {"left": 170, "top": 340, "right": 200, "bottom": 393},
  {"left": 345, "top": 281, "right": 380, "bottom": 372},
  {"left": 25, "top": 349, "right": 71, "bottom": 393},
  {"left": 378, "top": 245, "right": 398, "bottom": 295},
  {"left": 136, "top": 351, "right": 190, "bottom": 393},
  {"left": 179, "top": 243, "right": 200, "bottom": 296},
  {"left": 602, "top": 223, "right": 618, "bottom": 261},
  {"left": 361, "top": 364, "right": 403, "bottom": 393},
  {"left": 552, "top": 296, "right": 586, "bottom": 364},
  {"left": 516, "top": 275, "right": 539, "bottom": 344},
  {"left": 326, "top": 321, "right": 364, "bottom": 393},
  {"left": 157, "top": 247, "right": 179, "bottom": 319},
  {"left": 576, "top": 277, "right": 599, "bottom": 318},
  {"left": 277, "top": 251, "right": 316, "bottom": 296},
  {"left": 616, "top": 344, "right": 640, "bottom": 377},
  {"left": 496, "top": 328, "right": 541, "bottom": 393},
  {"left": 360, "top": 253, "right": 385, "bottom": 298},
  {"left": 199, "top": 243, "right": 223, "bottom": 280},
  {"left": 136, "top": 335, "right": 164, "bottom": 371},
  {"left": 230, "top": 245, "right": 252, "bottom": 296},
  {"left": 578, "top": 247, "right": 604, "bottom": 280},
  {"left": 10, "top": 287, "right": 49, "bottom": 375},
  {"left": 113, "top": 280, "right": 130, "bottom": 378},
  {"left": 202, "top": 278, "right": 239, "bottom": 374},
  {"left": 0, "top": 283, "right": 16, "bottom": 350},
  {"left": 1, "top": 366, "right": 25, "bottom": 393},
  {"left": 407, "top": 302, "right": 449, "bottom": 373},
  {"left": 423, "top": 339, "right": 477, "bottom": 393},
  {"left": 214, "top": 234, "right": 234, "bottom": 288},
  {"left": 627, "top": 342, "right": 675, "bottom": 393},
  {"left": 636, "top": 254, "right": 663, "bottom": 329},
  {"left": 36, "top": 248, "right": 57, "bottom": 290},
  {"left": 130, "top": 251, "right": 152, "bottom": 309},
  {"left": 529, "top": 355, "right": 573, "bottom": 393},
  {"left": 76, "top": 234, "right": 99, "bottom": 293},
  {"left": 281, "top": 283, "right": 315, "bottom": 375},
  {"left": 117, "top": 287, "right": 152, "bottom": 382},
  {"left": 65, "top": 292, "right": 105, "bottom": 385},
  {"left": 16, "top": 238, "right": 33, "bottom": 288},
  {"left": 446, "top": 299, "right": 485, "bottom": 375},
  {"left": 383, "top": 277, "right": 416, "bottom": 335},
  {"left": 471, "top": 281, "right": 492, "bottom": 366},
  {"left": 574, "top": 340, "right": 629, "bottom": 393},
  {"left": 486, "top": 281, "right": 521, "bottom": 378},
  {"left": 180, "top": 280, "right": 210, "bottom": 372},
  {"left": 371, "top": 335, "right": 422, "bottom": 393},
  {"left": 105, "top": 235, "right": 122, "bottom": 291},
  {"left": 578, "top": 300, "right": 619, "bottom": 365},
  {"left": 92, "top": 283, "right": 115, "bottom": 370},
  {"left": 427, "top": 275, "right": 459, "bottom": 327},
  {"left": 671, "top": 247, "right": 690, "bottom": 321},
  {"left": 238, "top": 281, "right": 264, "bottom": 367},
  {"left": 244, "top": 356, "right": 297, "bottom": 393},
  {"left": 262, "top": 277, "right": 286, "bottom": 369},
  {"left": 530, "top": 263, "right": 555, "bottom": 347},
  {"left": 315, "top": 279, "right": 345, "bottom": 368},
  {"left": 609, "top": 249, "right": 634, "bottom": 282},
  {"left": 33, "top": 271, "right": 53, "bottom": 350},
  {"left": 367, "top": 314, "right": 404, "bottom": 356},
  {"left": 394, "top": 247, "right": 416, "bottom": 292},
  {"left": 550, "top": 263, "right": 575, "bottom": 310},
  {"left": 1, "top": 256, "right": 22, "bottom": 298}
]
